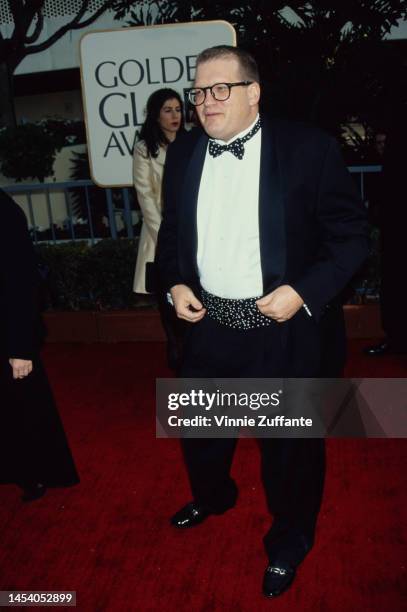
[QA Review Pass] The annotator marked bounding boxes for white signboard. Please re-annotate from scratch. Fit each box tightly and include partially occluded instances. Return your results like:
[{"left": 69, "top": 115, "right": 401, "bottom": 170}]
[{"left": 80, "top": 21, "right": 236, "bottom": 187}]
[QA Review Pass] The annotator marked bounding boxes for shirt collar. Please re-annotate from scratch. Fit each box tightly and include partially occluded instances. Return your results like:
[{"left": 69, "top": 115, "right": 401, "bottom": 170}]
[{"left": 214, "top": 113, "right": 260, "bottom": 145}]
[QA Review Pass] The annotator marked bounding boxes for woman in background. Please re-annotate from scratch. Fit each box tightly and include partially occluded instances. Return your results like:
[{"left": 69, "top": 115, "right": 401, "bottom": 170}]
[
  {"left": 133, "top": 88, "right": 185, "bottom": 368},
  {"left": 0, "top": 189, "right": 79, "bottom": 501}
]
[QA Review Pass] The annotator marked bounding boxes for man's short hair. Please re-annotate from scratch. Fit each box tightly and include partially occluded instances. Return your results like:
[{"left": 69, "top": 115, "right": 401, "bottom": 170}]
[{"left": 196, "top": 45, "right": 260, "bottom": 83}]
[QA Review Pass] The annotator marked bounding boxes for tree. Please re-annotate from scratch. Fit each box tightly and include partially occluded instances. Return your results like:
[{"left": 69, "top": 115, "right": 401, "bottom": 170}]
[
  {"left": 0, "top": 0, "right": 131, "bottom": 127},
  {"left": 0, "top": 118, "right": 85, "bottom": 181},
  {"left": 116, "top": 0, "right": 407, "bottom": 145},
  {"left": 234, "top": 1, "right": 407, "bottom": 138}
]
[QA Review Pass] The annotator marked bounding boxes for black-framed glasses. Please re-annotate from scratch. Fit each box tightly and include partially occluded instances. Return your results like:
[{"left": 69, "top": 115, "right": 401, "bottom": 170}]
[{"left": 187, "top": 81, "right": 253, "bottom": 106}]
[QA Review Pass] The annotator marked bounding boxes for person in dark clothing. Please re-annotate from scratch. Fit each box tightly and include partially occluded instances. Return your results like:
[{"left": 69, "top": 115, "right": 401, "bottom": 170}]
[
  {"left": 0, "top": 189, "right": 79, "bottom": 501},
  {"left": 364, "top": 130, "right": 386, "bottom": 228},
  {"left": 364, "top": 124, "right": 407, "bottom": 355}
]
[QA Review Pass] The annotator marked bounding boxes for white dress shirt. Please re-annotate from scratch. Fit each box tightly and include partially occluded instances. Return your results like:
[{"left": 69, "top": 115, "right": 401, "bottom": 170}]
[{"left": 197, "top": 114, "right": 262, "bottom": 299}]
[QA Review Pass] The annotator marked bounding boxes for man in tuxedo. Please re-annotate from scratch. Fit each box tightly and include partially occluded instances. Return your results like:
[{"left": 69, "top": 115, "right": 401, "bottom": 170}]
[{"left": 156, "top": 46, "right": 368, "bottom": 598}]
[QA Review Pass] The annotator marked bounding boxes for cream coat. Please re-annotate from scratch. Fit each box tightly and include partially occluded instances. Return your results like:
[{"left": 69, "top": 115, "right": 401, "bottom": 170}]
[{"left": 133, "top": 140, "right": 166, "bottom": 293}]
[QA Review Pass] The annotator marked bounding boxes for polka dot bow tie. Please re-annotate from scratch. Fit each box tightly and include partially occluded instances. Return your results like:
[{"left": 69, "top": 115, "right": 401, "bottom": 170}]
[{"left": 208, "top": 117, "right": 261, "bottom": 160}]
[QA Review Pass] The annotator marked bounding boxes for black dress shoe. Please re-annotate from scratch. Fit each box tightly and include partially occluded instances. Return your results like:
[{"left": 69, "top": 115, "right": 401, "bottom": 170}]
[
  {"left": 262, "top": 561, "right": 296, "bottom": 598},
  {"left": 20, "top": 483, "right": 47, "bottom": 503},
  {"left": 364, "top": 342, "right": 389, "bottom": 356},
  {"left": 364, "top": 342, "right": 407, "bottom": 356},
  {"left": 171, "top": 502, "right": 211, "bottom": 528}
]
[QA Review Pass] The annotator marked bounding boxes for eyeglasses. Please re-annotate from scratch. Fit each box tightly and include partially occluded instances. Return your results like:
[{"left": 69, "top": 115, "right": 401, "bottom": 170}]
[{"left": 187, "top": 81, "right": 253, "bottom": 106}]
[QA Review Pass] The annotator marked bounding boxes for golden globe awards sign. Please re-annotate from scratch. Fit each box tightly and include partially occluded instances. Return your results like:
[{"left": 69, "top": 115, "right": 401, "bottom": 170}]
[{"left": 79, "top": 21, "right": 236, "bottom": 187}]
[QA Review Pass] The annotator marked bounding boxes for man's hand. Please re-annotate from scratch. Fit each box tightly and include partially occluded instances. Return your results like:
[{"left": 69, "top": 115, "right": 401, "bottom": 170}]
[
  {"left": 170, "top": 284, "right": 206, "bottom": 322},
  {"left": 9, "top": 358, "right": 33, "bottom": 380},
  {"left": 256, "top": 285, "right": 304, "bottom": 322}
]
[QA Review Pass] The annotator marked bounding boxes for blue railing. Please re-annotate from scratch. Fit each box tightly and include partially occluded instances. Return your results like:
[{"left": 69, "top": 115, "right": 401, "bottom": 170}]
[
  {"left": 3, "top": 166, "right": 381, "bottom": 244},
  {"left": 3, "top": 180, "right": 140, "bottom": 245},
  {"left": 348, "top": 165, "right": 382, "bottom": 201}
]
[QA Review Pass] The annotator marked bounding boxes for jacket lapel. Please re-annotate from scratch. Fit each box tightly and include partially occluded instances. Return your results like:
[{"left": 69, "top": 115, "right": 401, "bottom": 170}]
[
  {"left": 178, "top": 130, "right": 208, "bottom": 282},
  {"left": 259, "top": 117, "right": 286, "bottom": 293}
]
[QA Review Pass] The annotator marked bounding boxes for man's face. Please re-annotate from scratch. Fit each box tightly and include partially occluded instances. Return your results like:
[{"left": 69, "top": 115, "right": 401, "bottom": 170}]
[{"left": 194, "top": 57, "right": 260, "bottom": 142}]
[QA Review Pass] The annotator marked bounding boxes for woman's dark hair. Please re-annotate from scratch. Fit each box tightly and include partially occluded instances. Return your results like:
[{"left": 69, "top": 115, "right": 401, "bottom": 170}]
[{"left": 139, "top": 88, "right": 184, "bottom": 158}]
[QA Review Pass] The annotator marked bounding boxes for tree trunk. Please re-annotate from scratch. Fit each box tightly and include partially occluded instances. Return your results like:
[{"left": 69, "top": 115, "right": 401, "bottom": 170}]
[{"left": 0, "top": 59, "right": 17, "bottom": 128}]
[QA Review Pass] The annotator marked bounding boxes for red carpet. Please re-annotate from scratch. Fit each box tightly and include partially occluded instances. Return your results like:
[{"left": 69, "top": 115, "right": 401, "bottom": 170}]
[{"left": 0, "top": 340, "right": 406, "bottom": 611}]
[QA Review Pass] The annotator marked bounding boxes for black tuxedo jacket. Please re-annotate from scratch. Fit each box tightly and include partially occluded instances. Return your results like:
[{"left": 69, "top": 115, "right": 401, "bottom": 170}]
[{"left": 156, "top": 116, "right": 368, "bottom": 324}]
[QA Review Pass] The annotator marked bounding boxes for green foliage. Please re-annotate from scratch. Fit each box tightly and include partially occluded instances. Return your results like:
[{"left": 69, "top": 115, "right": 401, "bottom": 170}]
[
  {"left": 36, "top": 241, "right": 92, "bottom": 310},
  {"left": 82, "top": 239, "right": 138, "bottom": 309},
  {"left": 40, "top": 119, "right": 86, "bottom": 148},
  {"left": 0, "top": 119, "right": 86, "bottom": 182},
  {"left": 0, "top": 123, "right": 58, "bottom": 182},
  {"left": 69, "top": 150, "right": 108, "bottom": 223},
  {"left": 115, "top": 0, "right": 407, "bottom": 144},
  {"left": 35, "top": 239, "right": 138, "bottom": 311}
]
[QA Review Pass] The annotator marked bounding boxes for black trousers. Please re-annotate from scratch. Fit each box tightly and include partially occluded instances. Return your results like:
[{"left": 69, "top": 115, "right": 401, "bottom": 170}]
[{"left": 179, "top": 314, "right": 326, "bottom": 566}]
